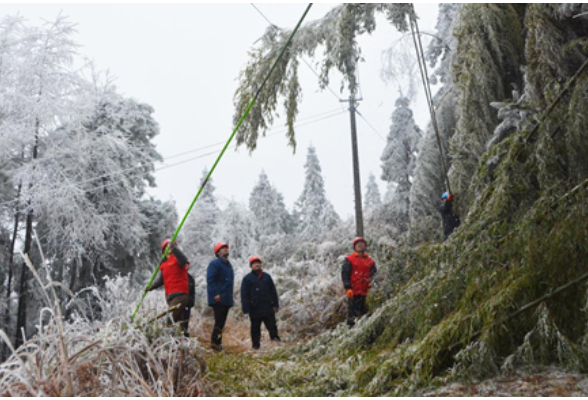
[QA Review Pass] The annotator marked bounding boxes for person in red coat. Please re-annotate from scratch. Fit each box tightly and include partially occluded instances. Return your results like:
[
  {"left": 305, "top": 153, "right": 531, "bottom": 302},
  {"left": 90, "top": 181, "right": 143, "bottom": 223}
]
[
  {"left": 341, "top": 237, "right": 377, "bottom": 327},
  {"left": 147, "top": 239, "right": 191, "bottom": 336}
]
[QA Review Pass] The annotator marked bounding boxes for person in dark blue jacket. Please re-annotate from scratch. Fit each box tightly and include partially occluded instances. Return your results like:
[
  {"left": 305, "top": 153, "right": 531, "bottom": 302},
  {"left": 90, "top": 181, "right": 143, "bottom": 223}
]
[
  {"left": 439, "top": 192, "right": 460, "bottom": 240},
  {"left": 241, "top": 256, "right": 281, "bottom": 350},
  {"left": 206, "top": 242, "right": 234, "bottom": 351}
]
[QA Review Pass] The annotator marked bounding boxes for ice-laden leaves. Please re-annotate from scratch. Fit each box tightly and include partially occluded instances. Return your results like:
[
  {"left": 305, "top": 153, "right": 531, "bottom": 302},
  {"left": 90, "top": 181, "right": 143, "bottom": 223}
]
[{"left": 233, "top": 4, "right": 414, "bottom": 152}]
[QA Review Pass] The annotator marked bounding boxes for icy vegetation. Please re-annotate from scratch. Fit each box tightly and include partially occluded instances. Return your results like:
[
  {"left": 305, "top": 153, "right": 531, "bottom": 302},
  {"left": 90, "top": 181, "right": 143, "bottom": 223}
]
[{"left": 2, "top": 3, "right": 588, "bottom": 396}]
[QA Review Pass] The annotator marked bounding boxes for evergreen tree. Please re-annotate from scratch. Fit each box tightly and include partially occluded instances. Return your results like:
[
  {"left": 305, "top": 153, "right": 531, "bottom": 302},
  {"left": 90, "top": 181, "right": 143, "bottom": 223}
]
[
  {"left": 212, "top": 200, "right": 255, "bottom": 260},
  {"left": 364, "top": 173, "right": 382, "bottom": 214},
  {"left": 295, "top": 146, "right": 340, "bottom": 239},
  {"left": 249, "top": 171, "right": 292, "bottom": 239},
  {"left": 380, "top": 97, "right": 421, "bottom": 223},
  {"left": 409, "top": 4, "right": 460, "bottom": 241},
  {"left": 183, "top": 169, "right": 220, "bottom": 257}
]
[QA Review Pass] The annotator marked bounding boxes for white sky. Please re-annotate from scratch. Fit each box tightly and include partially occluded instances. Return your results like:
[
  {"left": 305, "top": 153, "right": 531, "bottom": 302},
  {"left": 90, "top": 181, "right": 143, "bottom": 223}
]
[{"left": 0, "top": 2, "right": 439, "bottom": 220}]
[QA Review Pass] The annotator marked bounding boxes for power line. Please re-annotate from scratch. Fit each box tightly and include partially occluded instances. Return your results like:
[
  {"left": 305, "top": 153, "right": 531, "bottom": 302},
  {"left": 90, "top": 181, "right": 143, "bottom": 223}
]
[
  {"left": 355, "top": 109, "right": 386, "bottom": 142},
  {"left": 250, "top": 3, "right": 343, "bottom": 104},
  {"left": 4, "top": 107, "right": 344, "bottom": 204},
  {"left": 409, "top": 4, "right": 452, "bottom": 194},
  {"left": 250, "top": 3, "right": 276, "bottom": 27},
  {"left": 250, "top": 3, "right": 389, "bottom": 149},
  {"left": 0, "top": 109, "right": 346, "bottom": 208}
]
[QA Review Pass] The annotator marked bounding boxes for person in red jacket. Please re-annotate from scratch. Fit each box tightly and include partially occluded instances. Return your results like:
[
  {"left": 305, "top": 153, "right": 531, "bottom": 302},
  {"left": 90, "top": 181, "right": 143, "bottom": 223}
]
[
  {"left": 147, "top": 239, "right": 191, "bottom": 337},
  {"left": 341, "top": 237, "right": 377, "bottom": 327}
]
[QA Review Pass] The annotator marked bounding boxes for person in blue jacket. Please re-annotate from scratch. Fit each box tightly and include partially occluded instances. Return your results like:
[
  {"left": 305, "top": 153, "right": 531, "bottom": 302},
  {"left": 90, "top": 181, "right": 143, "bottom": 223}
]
[
  {"left": 207, "top": 242, "right": 234, "bottom": 351},
  {"left": 241, "top": 255, "right": 281, "bottom": 350}
]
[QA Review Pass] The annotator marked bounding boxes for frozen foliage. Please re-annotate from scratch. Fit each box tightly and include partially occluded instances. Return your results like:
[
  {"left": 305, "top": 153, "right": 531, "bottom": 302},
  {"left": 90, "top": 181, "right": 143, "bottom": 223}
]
[
  {"left": 249, "top": 171, "right": 293, "bottom": 239},
  {"left": 294, "top": 146, "right": 340, "bottom": 240},
  {"left": 408, "top": 92, "right": 457, "bottom": 243},
  {"left": 183, "top": 169, "right": 220, "bottom": 257},
  {"left": 233, "top": 4, "right": 415, "bottom": 151},
  {"left": 448, "top": 4, "right": 524, "bottom": 215},
  {"left": 207, "top": 4, "right": 588, "bottom": 396},
  {"left": 211, "top": 200, "right": 256, "bottom": 260},
  {"left": 32, "top": 91, "right": 162, "bottom": 273},
  {"left": 0, "top": 15, "right": 166, "bottom": 352},
  {"left": 409, "top": 4, "right": 460, "bottom": 242},
  {"left": 381, "top": 41, "right": 420, "bottom": 101},
  {"left": 426, "top": 3, "right": 460, "bottom": 86},
  {"left": 380, "top": 97, "right": 421, "bottom": 227},
  {"left": 486, "top": 90, "right": 530, "bottom": 151},
  {"left": 0, "top": 261, "right": 210, "bottom": 396},
  {"left": 363, "top": 173, "right": 381, "bottom": 215},
  {"left": 558, "top": 3, "right": 588, "bottom": 19}
]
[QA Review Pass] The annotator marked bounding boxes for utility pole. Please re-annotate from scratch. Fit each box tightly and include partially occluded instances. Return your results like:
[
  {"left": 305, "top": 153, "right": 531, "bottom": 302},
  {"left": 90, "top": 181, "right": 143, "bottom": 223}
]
[{"left": 341, "top": 93, "right": 364, "bottom": 238}]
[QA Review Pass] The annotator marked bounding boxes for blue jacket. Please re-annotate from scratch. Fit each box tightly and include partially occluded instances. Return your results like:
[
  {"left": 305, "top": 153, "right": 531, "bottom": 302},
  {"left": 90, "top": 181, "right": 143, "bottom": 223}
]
[
  {"left": 241, "top": 271, "right": 279, "bottom": 317},
  {"left": 206, "top": 257, "right": 234, "bottom": 307}
]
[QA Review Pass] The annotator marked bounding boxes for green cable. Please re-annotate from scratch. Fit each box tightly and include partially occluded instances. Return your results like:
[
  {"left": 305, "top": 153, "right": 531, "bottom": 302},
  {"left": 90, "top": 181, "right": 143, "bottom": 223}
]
[{"left": 131, "top": 3, "right": 313, "bottom": 321}]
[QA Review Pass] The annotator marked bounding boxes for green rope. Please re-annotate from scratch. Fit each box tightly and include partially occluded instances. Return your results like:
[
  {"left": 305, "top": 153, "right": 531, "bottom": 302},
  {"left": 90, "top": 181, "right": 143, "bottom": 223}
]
[{"left": 131, "top": 3, "right": 313, "bottom": 321}]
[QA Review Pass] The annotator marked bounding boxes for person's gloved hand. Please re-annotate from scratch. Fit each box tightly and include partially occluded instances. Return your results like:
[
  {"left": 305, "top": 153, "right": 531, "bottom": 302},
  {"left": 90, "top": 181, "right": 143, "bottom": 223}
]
[
  {"left": 447, "top": 194, "right": 454, "bottom": 202},
  {"left": 346, "top": 289, "right": 354, "bottom": 299}
]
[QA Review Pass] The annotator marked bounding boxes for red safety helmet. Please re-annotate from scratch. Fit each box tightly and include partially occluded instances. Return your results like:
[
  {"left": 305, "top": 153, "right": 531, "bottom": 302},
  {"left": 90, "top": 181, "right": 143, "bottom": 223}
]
[
  {"left": 213, "top": 242, "right": 229, "bottom": 255},
  {"left": 161, "top": 238, "right": 170, "bottom": 253},
  {"left": 249, "top": 256, "right": 262, "bottom": 266},
  {"left": 352, "top": 237, "right": 367, "bottom": 248}
]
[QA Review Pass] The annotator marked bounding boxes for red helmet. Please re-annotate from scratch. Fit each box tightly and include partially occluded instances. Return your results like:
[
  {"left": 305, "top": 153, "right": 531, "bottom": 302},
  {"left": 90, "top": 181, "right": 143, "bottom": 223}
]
[
  {"left": 249, "top": 256, "right": 262, "bottom": 266},
  {"left": 213, "top": 242, "right": 229, "bottom": 255},
  {"left": 352, "top": 237, "right": 367, "bottom": 248},
  {"left": 161, "top": 239, "right": 170, "bottom": 253}
]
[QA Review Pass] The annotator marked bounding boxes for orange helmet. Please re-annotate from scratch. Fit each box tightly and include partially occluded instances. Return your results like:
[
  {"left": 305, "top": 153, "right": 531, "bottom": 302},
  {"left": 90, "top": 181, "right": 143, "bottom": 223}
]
[
  {"left": 249, "top": 256, "right": 262, "bottom": 266},
  {"left": 161, "top": 238, "right": 171, "bottom": 253},
  {"left": 352, "top": 237, "right": 367, "bottom": 248},
  {"left": 213, "top": 242, "right": 229, "bottom": 255}
]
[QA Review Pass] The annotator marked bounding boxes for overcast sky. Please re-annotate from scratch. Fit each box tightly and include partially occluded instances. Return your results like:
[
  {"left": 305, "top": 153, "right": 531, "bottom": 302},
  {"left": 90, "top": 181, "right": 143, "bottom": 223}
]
[{"left": 1, "top": 2, "right": 439, "bottom": 220}]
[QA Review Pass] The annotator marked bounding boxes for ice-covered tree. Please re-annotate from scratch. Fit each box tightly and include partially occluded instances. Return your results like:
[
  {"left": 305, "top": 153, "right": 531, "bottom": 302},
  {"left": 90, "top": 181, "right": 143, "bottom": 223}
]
[
  {"left": 6, "top": 15, "right": 86, "bottom": 348},
  {"left": 233, "top": 4, "right": 414, "bottom": 151},
  {"left": 364, "top": 173, "right": 382, "bottom": 214},
  {"left": 448, "top": 4, "right": 524, "bottom": 215},
  {"left": 408, "top": 4, "right": 460, "bottom": 241},
  {"left": 380, "top": 96, "right": 421, "bottom": 223},
  {"left": 249, "top": 171, "right": 292, "bottom": 239},
  {"left": 183, "top": 169, "right": 221, "bottom": 257},
  {"left": 212, "top": 200, "right": 256, "bottom": 260},
  {"left": 32, "top": 88, "right": 162, "bottom": 286},
  {"left": 294, "top": 146, "right": 340, "bottom": 240},
  {"left": 426, "top": 3, "right": 460, "bottom": 86}
]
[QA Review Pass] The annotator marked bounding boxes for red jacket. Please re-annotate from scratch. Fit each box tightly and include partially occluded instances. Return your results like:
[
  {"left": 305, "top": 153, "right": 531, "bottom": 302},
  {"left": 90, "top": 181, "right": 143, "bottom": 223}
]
[
  {"left": 341, "top": 252, "right": 377, "bottom": 296},
  {"left": 160, "top": 254, "right": 189, "bottom": 297}
]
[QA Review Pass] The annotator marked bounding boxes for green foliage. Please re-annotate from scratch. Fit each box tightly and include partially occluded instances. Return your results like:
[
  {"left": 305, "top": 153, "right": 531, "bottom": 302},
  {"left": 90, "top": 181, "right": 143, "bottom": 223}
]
[
  {"left": 449, "top": 4, "right": 524, "bottom": 215},
  {"left": 233, "top": 4, "right": 414, "bottom": 152}
]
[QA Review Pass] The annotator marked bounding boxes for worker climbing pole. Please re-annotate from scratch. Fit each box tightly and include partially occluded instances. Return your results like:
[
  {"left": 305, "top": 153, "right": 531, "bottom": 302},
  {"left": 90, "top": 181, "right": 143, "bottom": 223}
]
[{"left": 131, "top": 3, "right": 314, "bottom": 321}]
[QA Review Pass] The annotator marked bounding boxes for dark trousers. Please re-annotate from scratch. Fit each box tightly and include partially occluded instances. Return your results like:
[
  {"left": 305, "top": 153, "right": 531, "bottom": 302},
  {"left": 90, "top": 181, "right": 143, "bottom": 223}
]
[
  {"left": 347, "top": 295, "right": 368, "bottom": 327},
  {"left": 167, "top": 294, "right": 189, "bottom": 325},
  {"left": 211, "top": 305, "right": 230, "bottom": 346},
  {"left": 180, "top": 306, "right": 191, "bottom": 336},
  {"left": 249, "top": 311, "right": 279, "bottom": 348}
]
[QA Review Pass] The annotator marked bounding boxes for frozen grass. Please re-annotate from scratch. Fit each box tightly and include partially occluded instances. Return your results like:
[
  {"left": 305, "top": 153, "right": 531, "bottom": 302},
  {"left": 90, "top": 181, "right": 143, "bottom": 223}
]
[{"left": 0, "top": 255, "right": 211, "bottom": 396}]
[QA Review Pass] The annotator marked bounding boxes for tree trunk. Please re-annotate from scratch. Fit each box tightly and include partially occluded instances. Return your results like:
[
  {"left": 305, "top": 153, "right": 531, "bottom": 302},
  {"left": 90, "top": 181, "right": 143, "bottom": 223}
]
[
  {"left": 1, "top": 183, "right": 21, "bottom": 360},
  {"left": 14, "top": 121, "right": 39, "bottom": 349}
]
